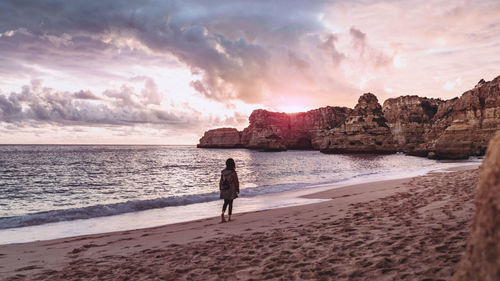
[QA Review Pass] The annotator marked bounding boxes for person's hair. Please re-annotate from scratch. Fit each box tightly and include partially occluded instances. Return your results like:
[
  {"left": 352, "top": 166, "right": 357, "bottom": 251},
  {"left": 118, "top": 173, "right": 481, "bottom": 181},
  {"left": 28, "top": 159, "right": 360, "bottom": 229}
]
[{"left": 225, "top": 158, "right": 236, "bottom": 170}]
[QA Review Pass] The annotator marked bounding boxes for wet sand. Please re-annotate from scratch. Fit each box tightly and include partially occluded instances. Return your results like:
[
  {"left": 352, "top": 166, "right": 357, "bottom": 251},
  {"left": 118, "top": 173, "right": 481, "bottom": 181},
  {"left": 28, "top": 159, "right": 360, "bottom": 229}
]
[{"left": 0, "top": 168, "right": 478, "bottom": 280}]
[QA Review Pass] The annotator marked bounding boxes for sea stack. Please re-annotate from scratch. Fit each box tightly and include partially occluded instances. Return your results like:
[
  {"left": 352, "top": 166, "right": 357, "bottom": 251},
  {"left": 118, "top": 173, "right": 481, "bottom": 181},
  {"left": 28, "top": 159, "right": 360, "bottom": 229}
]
[
  {"left": 453, "top": 131, "right": 500, "bottom": 280},
  {"left": 197, "top": 128, "right": 244, "bottom": 148}
]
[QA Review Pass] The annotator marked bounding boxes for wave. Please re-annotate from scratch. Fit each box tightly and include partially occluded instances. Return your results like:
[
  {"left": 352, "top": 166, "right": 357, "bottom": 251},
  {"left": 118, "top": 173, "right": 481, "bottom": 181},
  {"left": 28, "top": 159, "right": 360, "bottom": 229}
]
[
  {"left": 0, "top": 192, "right": 221, "bottom": 230},
  {"left": 0, "top": 170, "right": 392, "bottom": 230},
  {"left": 0, "top": 160, "right": 477, "bottom": 231},
  {"left": 0, "top": 178, "right": 341, "bottom": 230}
]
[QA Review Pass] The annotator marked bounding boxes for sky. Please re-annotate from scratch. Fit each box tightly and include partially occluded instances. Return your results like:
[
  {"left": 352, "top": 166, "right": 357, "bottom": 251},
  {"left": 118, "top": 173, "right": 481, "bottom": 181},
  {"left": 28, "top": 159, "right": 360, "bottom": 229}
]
[{"left": 0, "top": 0, "right": 499, "bottom": 144}]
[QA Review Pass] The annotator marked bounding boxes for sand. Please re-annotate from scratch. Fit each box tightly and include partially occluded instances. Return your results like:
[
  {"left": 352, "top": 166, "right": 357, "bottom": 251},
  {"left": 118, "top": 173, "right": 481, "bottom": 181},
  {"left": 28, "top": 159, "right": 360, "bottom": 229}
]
[{"left": 0, "top": 168, "right": 478, "bottom": 280}]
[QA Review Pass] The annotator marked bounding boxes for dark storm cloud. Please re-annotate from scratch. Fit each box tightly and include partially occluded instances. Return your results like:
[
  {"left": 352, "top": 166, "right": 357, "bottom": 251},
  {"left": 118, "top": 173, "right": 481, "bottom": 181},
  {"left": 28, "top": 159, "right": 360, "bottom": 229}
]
[
  {"left": 0, "top": 2, "right": 179, "bottom": 82},
  {"left": 0, "top": 0, "right": 326, "bottom": 103},
  {"left": 0, "top": 0, "right": 407, "bottom": 138}
]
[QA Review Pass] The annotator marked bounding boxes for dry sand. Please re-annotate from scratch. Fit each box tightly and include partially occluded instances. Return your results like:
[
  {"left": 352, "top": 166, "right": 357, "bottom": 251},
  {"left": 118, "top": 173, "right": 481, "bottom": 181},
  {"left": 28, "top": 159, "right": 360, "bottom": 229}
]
[{"left": 0, "top": 168, "right": 478, "bottom": 280}]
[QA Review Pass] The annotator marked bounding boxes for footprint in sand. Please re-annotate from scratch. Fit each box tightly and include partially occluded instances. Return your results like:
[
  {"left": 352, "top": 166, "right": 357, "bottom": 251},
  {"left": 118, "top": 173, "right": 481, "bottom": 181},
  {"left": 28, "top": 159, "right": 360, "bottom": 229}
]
[{"left": 15, "top": 265, "right": 42, "bottom": 272}]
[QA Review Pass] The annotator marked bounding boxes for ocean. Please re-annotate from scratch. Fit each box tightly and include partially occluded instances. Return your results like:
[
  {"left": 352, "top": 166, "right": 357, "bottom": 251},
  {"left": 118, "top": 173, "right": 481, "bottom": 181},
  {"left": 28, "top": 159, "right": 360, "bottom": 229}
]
[{"left": 0, "top": 145, "right": 480, "bottom": 244}]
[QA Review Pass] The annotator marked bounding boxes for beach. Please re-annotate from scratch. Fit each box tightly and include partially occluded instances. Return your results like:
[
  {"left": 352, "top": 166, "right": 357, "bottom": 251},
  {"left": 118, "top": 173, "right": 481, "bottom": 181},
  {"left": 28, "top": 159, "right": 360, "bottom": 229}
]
[{"left": 0, "top": 168, "right": 478, "bottom": 280}]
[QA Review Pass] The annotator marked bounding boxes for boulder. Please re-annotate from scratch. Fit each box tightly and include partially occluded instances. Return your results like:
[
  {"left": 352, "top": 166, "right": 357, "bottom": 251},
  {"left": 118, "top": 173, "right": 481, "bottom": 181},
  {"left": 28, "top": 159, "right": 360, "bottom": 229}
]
[{"left": 453, "top": 131, "right": 500, "bottom": 280}]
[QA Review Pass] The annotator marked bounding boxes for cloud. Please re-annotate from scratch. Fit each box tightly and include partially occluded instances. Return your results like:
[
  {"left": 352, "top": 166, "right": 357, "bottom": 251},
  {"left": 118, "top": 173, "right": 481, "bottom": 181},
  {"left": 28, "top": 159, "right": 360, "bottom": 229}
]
[
  {"left": 443, "top": 77, "right": 462, "bottom": 90},
  {"left": 0, "top": 78, "right": 251, "bottom": 145},
  {"left": 348, "top": 26, "right": 393, "bottom": 68},
  {"left": 327, "top": 0, "right": 500, "bottom": 101},
  {"left": 317, "top": 34, "right": 345, "bottom": 66},
  {"left": 73, "top": 90, "right": 101, "bottom": 100},
  {"left": 0, "top": 80, "right": 187, "bottom": 126},
  {"left": 0, "top": 0, "right": 351, "bottom": 107},
  {"left": 1, "top": 0, "right": 499, "bottom": 126},
  {"left": 349, "top": 27, "right": 366, "bottom": 56}
]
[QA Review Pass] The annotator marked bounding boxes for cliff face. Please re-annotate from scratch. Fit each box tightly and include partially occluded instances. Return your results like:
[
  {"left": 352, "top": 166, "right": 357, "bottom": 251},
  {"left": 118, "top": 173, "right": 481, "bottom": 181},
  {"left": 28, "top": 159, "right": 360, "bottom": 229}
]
[
  {"left": 430, "top": 77, "right": 500, "bottom": 159},
  {"left": 197, "top": 75, "right": 500, "bottom": 159},
  {"left": 383, "top": 96, "right": 442, "bottom": 153},
  {"left": 320, "top": 93, "right": 397, "bottom": 154},
  {"left": 240, "top": 110, "right": 289, "bottom": 151},
  {"left": 453, "top": 132, "right": 500, "bottom": 281},
  {"left": 241, "top": 107, "right": 352, "bottom": 150}
]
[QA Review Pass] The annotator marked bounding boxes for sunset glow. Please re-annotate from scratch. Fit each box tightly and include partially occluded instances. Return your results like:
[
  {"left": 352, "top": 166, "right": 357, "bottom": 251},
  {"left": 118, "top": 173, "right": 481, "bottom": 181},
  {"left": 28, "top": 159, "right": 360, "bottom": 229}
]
[{"left": 0, "top": 0, "right": 499, "bottom": 144}]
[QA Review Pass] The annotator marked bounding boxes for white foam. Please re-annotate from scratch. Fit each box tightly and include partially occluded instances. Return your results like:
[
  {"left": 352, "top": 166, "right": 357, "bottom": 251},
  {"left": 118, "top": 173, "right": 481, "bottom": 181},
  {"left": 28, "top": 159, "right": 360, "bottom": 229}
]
[
  {"left": 0, "top": 158, "right": 481, "bottom": 245},
  {"left": 0, "top": 196, "right": 327, "bottom": 245}
]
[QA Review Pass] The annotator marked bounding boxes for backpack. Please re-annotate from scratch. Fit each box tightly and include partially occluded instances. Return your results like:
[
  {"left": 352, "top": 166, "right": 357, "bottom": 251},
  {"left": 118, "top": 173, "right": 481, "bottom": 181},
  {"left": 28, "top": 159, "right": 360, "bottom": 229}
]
[{"left": 221, "top": 172, "right": 231, "bottom": 190}]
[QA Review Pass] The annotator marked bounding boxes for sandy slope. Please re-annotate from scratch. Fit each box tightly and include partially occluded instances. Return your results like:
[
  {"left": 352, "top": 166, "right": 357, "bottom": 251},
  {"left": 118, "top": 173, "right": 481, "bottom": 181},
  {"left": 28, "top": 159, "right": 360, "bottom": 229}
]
[{"left": 0, "top": 169, "right": 478, "bottom": 280}]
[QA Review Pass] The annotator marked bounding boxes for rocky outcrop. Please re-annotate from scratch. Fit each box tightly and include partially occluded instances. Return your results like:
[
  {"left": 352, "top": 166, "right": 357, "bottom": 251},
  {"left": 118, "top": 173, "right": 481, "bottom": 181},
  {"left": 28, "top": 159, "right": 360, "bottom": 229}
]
[
  {"left": 197, "top": 128, "right": 243, "bottom": 148},
  {"left": 240, "top": 107, "right": 352, "bottom": 151},
  {"left": 240, "top": 109, "right": 290, "bottom": 151},
  {"left": 432, "top": 78, "right": 500, "bottom": 158},
  {"left": 320, "top": 93, "right": 397, "bottom": 154},
  {"left": 414, "top": 76, "right": 500, "bottom": 159},
  {"left": 230, "top": 106, "right": 351, "bottom": 151},
  {"left": 453, "top": 131, "right": 500, "bottom": 280},
  {"left": 198, "top": 75, "right": 500, "bottom": 158},
  {"left": 197, "top": 107, "right": 352, "bottom": 151},
  {"left": 383, "top": 96, "right": 442, "bottom": 153}
]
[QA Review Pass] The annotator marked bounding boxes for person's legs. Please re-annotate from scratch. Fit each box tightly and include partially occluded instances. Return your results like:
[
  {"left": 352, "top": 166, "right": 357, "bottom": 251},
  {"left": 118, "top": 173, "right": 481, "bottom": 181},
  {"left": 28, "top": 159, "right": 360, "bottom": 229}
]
[
  {"left": 228, "top": 200, "right": 233, "bottom": 221},
  {"left": 221, "top": 199, "right": 229, "bottom": 222}
]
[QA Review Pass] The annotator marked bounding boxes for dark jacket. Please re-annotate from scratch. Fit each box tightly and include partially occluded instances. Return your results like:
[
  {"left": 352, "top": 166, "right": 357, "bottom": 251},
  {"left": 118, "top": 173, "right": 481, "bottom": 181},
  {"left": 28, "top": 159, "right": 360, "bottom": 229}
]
[{"left": 219, "top": 168, "right": 239, "bottom": 200}]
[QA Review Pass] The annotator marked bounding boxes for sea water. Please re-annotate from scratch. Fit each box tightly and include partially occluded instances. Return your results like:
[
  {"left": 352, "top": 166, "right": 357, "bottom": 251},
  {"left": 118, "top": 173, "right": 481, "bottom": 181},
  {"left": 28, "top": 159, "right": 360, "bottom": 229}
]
[{"left": 0, "top": 145, "right": 480, "bottom": 244}]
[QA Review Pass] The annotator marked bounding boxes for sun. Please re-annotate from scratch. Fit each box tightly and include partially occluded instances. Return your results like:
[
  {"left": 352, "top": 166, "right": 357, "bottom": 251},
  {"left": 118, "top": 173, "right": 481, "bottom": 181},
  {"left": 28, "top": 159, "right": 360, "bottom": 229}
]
[
  {"left": 274, "top": 95, "right": 312, "bottom": 113},
  {"left": 277, "top": 104, "right": 308, "bottom": 113}
]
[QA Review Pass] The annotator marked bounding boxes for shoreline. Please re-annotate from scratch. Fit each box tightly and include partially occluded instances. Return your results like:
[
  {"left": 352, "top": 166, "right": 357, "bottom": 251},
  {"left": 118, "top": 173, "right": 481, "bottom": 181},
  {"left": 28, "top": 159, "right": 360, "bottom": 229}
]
[
  {"left": 0, "top": 161, "right": 480, "bottom": 245},
  {"left": 0, "top": 167, "right": 479, "bottom": 280}
]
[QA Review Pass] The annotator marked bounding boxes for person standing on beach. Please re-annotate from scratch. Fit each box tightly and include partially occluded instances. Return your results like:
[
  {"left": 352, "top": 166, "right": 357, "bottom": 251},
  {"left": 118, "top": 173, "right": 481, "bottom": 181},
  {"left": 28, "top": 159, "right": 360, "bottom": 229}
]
[{"left": 220, "top": 158, "right": 239, "bottom": 223}]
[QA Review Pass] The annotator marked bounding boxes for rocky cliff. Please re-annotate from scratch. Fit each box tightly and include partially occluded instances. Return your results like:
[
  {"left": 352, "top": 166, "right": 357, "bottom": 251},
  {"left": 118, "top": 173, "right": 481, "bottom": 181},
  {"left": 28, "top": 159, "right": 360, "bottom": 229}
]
[
  {"left": 453, "top": 131, "right": 500, "bottom": 280},
  {"left": 199, "top": 106, "right": 352, "bottom": 151},
  {"left": 320, "top": 93, "right": 397, "bottom": 154},
  {"left": 429, "top": 77, "right": 500, "bottom": 159},
  {"left": 198, "top": 75, "right": 500, "bottom": 159},
  {"left": 240, "top": 107, "right": 352, "bottom": 151},
  {"left": 382, "top": 95, "right": 442, "bottom": 153}
]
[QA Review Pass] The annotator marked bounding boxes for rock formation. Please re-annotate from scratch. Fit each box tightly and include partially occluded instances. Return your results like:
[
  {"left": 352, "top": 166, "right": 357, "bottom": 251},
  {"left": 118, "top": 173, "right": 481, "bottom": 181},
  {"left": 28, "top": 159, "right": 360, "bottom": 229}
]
[
  {"left": 198, "top": 106, "right": 352, "bottom": 151},
  {"left": 320, "top": 93, "right": 397, "bottom": 154},
  {"left": 429, "top": 77, "right": 500, "bottom": 159},
  {"left": 240, "top": 109, "right": 290, "bottom": 151},
  {"left": 453, "top": 131, "right": 500, "bottom": 280},
  {"left": 197, "top": 75, "right": 500, "bottom": 159},
  {"left": 382, "top": 95, "right": 442, "bottom": 153},
  {"left": 197, "top": 128, "right": 243, "bottom": 148},
  {"left": 240, "top": 107, "right": 352, "bottom": 151}
]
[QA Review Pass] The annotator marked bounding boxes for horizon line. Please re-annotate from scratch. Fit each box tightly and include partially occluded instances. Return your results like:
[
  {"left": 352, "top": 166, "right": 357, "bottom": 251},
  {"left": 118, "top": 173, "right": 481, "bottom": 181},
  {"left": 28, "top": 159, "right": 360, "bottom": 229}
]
[{"left": 0, "top": 143, "right": 198, "bottom": 146}]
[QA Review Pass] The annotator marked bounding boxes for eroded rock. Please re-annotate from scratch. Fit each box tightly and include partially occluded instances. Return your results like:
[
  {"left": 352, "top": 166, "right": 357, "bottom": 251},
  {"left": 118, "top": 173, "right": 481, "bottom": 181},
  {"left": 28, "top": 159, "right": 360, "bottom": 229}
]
[
  {"left": 320, "top": 93, "right": 397, "bottom": 154},
  {"left": 197, "top": 75, "right": 500, "bottom": 158},
  {"left": 197, "top": 128, "right": 243, "bottom": 148},
  {"left": 453, "top": 131, "right": 500, "bottom": 280},
  {"left": 383, "top": 95, "right": 442, "bottom": 153}
]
